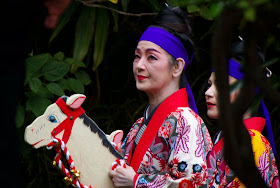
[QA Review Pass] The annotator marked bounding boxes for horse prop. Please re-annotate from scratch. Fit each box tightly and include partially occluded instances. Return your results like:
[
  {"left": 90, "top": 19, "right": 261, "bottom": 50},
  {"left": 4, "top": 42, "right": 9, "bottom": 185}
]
[{"left": 24, "top": 94, "right": 124, "bottom": 188}]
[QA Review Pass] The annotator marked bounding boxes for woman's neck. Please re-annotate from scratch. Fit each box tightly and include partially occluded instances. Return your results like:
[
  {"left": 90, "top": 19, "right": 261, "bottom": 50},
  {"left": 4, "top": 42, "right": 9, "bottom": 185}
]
[
  {"left": 243, "top": 110, "right": 252, "bottom": 120},
  {"left": 147, "top": 86, "right": 179, "bottom": 114}
]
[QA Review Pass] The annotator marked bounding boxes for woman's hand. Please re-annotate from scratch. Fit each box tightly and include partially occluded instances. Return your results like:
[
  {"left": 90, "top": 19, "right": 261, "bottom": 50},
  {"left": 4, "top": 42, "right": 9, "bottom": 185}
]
[{"left": 109, "top": 165, "right": 136, "bottom": 188}]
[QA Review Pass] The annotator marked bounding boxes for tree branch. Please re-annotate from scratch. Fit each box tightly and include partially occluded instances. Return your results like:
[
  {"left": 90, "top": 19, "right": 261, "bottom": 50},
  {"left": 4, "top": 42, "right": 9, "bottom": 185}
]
[{"left": 212, "top": 7, "right": 267, "bottom": 188}]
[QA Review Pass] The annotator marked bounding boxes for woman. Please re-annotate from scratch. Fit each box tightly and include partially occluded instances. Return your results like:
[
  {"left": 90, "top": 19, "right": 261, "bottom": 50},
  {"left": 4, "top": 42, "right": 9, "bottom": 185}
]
[
  {"left": 205, "top": 40, "right": 279, "bottom": 187},
  {"left": 109, "top": 6, "right": 213, "bottom": 188}
]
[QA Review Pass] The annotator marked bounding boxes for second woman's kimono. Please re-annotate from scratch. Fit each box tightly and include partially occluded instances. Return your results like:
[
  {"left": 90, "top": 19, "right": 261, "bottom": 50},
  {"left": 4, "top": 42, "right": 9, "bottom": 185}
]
[{"left": 206, "top": 117, "right": 279, "bottom": 188}]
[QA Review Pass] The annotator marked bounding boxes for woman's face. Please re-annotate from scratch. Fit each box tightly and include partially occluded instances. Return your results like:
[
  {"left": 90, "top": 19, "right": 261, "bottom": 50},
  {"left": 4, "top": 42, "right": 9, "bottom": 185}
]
[
  {"left": 205, "top": 72, "right": 239, "bottom": 119},
  {"left": 133, "top": 41, "right": 176, "bottom": 95}
]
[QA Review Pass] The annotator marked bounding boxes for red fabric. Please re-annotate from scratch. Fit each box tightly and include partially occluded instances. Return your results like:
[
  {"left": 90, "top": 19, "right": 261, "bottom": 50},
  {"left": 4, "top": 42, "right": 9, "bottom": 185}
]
[
  {"left": 133, "top": 174, "right": 140, "bottom": 188},
  {"left": 52, "top": 98, "right": 85, "bottom": 144},
  {"left": 129, "top": 88, "right": 189, "bottom": 172},
  {"left": 243, "top": 117, "right": 266, "bottom": 132}
]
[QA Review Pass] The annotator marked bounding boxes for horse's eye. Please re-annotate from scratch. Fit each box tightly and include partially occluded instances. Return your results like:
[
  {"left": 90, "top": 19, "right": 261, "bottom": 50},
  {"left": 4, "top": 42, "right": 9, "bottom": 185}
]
[{"left": 49, "top": 115, "right": 57, "bottom": 123}]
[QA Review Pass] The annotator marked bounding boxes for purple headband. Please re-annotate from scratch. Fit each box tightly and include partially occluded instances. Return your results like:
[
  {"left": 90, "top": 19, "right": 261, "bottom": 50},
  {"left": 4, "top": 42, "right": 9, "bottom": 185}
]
[
  {"left": 139, "top": 26, "right": 191, "bottom": 68},
  {"left": 228, "top": 59, "right": 244, "bottom": 79},
  {"left": 228, "top": 58, "right": 277, "bottom": 156},
  {"left": 139, "top": 26, "right": 198, "bottom": 114}
]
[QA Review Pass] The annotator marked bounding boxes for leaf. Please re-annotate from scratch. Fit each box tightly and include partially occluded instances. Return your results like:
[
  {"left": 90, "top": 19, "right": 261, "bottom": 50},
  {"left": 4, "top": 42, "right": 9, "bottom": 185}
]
[
  {"left": 26, "top": 95, "right": 52, "bottom": 117},
  {"left": 109, "top": 3, "right": 119, "bottom": 32},
  {"left": 46, "top": 83, "right": 65, "bottom": 96},
  {"left": 73, "top": 6, "right": 96, "bottom": 61},
  {"left": 57, "top": 78, "right": 70, "bottom": 91},
  {"left": 187, "top": 5, "right": 200, "bottom": 13},
  {"left": 199, "top": 6, "right": 213, "bottom": 20},
  {"left": 210, "top": 2, "right": 224, "bottom": 19},
  {"left": 262, "top": 58, "right": 280, "bottom": 67},
  {"left": 25, "top": 53, "right": 51, "bottom": 83},
  {"left": 109, "top": 0, "right": 118, "bottom": 4},
  {"left": 75, "top": 70, "right": 91, "bottom": 85},
  {"left": 93, "top": 8, "right": 109, "bottom": 70},
  {"left": 68, "top": 78, "right": 84, "bottom": 93},
  {"left": 53, "top": 52, "right": 64, "bottom": 61},
  {"left": 121, "top": 0, "right": 130, "bottom": 12},
  {"left": 42, "top": 60, "right": 70, "bottom": 81},
  {"left": 244, "top": 7, "right": 256, "bottom": 22},
  {"left": 49, "top": 1, "right": 79, "bottom": 43},
  {"left": 28, "top": 77, "right": 42, "bottom": 93},
  {"left": 36, "top": 86, "right": 54, "bottom": 98},
  {"left": 64, "top": 58, "right": 86, "bottom": 67},
  {"left": 15, "top": 105, "right": 25, "bottom": 128},
  {"left": 237, "top": 0, "right": 250, "bottom": 9}
]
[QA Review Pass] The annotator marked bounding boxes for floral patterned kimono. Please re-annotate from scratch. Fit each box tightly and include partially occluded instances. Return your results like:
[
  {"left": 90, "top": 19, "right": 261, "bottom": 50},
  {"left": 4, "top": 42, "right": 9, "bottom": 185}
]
[
  {"left": 206, "top": 117, "right": 279, "bottom": 188},
  {"left": 121, "top": 89, "right": 213, "bottom": 188}
]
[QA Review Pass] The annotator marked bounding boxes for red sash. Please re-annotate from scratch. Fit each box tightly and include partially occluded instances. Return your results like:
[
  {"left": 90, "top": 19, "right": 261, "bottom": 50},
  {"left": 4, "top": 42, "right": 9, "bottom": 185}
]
[{"left": 128, "top": 88, "right": 189, "bottom": 171}]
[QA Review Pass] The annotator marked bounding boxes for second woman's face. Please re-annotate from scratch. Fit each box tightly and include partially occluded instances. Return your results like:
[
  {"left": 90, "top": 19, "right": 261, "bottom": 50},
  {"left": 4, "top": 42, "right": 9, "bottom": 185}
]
[
  {"left": 205, "top": 72, "right": 239, "bottom": 119},
  {"left": 133, "top": 41, "right": 175, "bottom": 95}
]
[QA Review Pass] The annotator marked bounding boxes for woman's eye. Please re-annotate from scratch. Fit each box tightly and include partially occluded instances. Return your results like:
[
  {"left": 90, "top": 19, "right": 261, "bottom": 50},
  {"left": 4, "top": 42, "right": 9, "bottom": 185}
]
[
  {"left": 48, "top": 115, "right": 57, "bottom": 123},
  {"left": 148, "top": 55, "right": 157, "bottom": 60},
  {"left": 207, "top": 82, "right": 212, "bottom": 89},
  {"left": 134, "top": 54, "right": 140, "bottom": 59}
]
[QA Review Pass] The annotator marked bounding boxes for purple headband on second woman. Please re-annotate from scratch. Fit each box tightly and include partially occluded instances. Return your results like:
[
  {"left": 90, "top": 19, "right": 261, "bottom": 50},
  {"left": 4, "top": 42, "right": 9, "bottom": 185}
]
[
  {"left": 139, "top": 26, "right": 198, "bottom": 114},
  {"left": 228, "top": 58, "right": 277, "bottom": 156}
]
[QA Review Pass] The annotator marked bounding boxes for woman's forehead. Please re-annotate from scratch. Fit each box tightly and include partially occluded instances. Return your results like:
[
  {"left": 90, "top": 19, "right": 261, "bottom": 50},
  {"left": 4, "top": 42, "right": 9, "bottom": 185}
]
[{"left": 136, "top": 41, "right": 164, "bottom": 52}]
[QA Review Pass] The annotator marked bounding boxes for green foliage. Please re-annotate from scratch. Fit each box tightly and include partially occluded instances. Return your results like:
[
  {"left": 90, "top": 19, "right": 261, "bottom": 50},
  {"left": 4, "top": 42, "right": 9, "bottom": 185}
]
[
  {"left": 73, "top": 6, "right": 96, "bottom": 62},
  {"left": 93, "top": 8, "right": 110, "bottom": 70},
  {"left": 22, "top": 52, "right": 91, "bottom": 121}
]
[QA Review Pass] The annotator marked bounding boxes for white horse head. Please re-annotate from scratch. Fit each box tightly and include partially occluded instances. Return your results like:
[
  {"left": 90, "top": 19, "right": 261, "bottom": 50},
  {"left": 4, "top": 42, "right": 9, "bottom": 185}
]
[{"left": 24, "top": 94, "right": 86, "bottom": 148}]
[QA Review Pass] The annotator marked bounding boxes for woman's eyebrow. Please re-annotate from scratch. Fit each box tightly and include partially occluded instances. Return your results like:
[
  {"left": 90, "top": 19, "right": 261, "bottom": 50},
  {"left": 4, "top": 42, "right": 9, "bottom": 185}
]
[
  {"left": 146, "top": 48, "right": 161, "bottom": 54},
  {"left": 135, "top": 47, "right": 161, "bottom": 54}
]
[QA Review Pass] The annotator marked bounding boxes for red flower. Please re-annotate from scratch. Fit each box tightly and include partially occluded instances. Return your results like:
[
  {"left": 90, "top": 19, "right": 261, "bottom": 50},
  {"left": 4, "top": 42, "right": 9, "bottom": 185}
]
[{"left": 179, "top": 179, "right": 194, "bottom": 188}]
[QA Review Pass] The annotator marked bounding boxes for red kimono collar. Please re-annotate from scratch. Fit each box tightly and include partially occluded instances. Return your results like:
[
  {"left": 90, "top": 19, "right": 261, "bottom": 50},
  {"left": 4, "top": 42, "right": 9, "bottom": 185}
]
[
  {"left": 243, "top": 117, "right": 266, "bottom": 132},
  {"left": 128, "top": 88, "right": 189, "bottom": 171}
]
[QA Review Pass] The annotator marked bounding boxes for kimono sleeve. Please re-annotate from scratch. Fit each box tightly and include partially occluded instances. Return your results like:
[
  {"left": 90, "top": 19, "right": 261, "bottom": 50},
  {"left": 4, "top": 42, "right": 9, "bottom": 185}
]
[
  {"left": 249, "top": 130, "right": 279, "bottom": 187},
  {"left": 134, "top": 109, "right": 210, "bottom": 188}
]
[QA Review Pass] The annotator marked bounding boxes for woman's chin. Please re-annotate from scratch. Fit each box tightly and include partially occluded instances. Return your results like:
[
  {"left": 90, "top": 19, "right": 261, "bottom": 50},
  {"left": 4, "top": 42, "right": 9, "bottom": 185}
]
[{"left": 207, "top": 111, "right": 219, "bottom": 120}]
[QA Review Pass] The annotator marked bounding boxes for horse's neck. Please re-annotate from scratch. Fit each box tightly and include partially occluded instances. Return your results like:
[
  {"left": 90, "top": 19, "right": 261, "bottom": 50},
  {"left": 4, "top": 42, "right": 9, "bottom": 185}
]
[{"left": 66, "top": 117, "right": 101, "bottom": 155}]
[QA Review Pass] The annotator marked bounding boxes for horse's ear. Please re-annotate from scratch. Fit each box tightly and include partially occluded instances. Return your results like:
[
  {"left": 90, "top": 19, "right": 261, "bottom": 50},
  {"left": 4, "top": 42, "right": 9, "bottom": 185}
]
[{"left": 66, "top": 94, "right": 86, "bottom": 109}]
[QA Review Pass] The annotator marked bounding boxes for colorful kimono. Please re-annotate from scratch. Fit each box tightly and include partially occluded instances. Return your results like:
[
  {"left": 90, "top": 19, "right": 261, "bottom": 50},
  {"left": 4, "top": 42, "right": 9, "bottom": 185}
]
[
  {"left": 206, "top": 117, "right": 279, "bottom": 188},
  {"left": 121, "top": 89, "right": 213, "bottom": 188}
]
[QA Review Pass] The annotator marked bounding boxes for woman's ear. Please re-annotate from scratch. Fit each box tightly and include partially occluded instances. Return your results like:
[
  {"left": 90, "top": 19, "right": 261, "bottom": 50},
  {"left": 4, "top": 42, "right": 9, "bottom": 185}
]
[{"left": 173, "top": 58, "right": 185, "bottom": 78}]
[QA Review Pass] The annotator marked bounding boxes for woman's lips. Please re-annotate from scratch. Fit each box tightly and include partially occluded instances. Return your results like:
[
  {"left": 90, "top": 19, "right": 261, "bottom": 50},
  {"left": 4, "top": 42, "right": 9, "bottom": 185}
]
[
  {"left": 137, "top": 75, "right": 147, "bottom": 80},
  {"left": 206, "top": 102, "right": 215, "bottom": 109}
]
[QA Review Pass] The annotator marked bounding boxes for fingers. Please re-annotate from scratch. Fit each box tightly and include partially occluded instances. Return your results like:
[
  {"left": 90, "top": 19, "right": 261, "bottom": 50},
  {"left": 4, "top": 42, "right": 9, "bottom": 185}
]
[{"left": 109, "top": 166, "right": 123, "bottom": 187}]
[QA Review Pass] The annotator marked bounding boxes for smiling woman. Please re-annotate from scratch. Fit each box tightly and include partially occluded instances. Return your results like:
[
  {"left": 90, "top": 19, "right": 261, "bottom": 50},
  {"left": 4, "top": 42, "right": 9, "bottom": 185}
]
[{"left": 108, "top": 6, "right": 213, "bottom": 188}]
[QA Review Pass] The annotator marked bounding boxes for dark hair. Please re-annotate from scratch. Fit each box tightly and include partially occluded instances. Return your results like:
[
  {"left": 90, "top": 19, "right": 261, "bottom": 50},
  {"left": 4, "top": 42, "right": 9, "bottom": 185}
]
[
  {"left": 230, "top": 40, "right": 265, "bottom": 64},
  {"left": 152, "top": 6, "right": 195, "bottom": 88}
]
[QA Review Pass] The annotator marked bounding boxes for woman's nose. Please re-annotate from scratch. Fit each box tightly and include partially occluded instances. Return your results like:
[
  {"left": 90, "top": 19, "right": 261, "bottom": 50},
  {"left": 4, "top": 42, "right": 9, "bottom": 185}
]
[
  {"left": 135, "top": 58, "right": 146, "bottom": 70},
  {"left": 205, "top": 87, "right": 213, "bottom": 98}
]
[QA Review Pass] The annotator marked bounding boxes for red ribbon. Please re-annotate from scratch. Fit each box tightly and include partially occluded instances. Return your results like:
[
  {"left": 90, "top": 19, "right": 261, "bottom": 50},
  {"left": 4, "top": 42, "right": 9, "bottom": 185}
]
[{"left": 51, "top": 98, "right": 85, "bottom": 144}]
